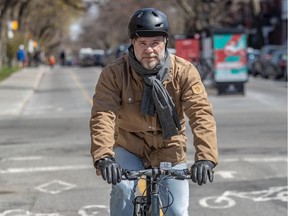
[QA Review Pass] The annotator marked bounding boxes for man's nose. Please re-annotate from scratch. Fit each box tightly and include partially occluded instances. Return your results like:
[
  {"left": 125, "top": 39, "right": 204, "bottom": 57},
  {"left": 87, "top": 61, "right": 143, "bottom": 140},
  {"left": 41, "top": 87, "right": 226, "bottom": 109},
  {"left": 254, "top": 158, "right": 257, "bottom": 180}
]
[{"left": 145, "top": 46, "right": 153, "bottom": 53}]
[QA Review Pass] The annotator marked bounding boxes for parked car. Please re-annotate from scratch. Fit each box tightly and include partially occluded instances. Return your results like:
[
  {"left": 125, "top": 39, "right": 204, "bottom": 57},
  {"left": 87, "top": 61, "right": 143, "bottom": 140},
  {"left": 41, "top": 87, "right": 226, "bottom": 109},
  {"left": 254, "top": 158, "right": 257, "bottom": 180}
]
[
  {"left": 79, "top": 48, "right": 95, "bottom": 67},
  {"left": 79, "top": 48, "right": 105, "bottom": 67},
  {"left": 275, "top": 51, "right": 287, "bottom": 80},
  {"left": 115, "top": 44, "right": 129, "bottom": 58},
  {"left": 261, "top": 49, "right": 287, "bottom": 80},
  {"left": 104, "top": 44, "right": 129, "bottom": 65},
  {"left": 93, "top": 49, "right": 105, "bottom": 67},
  {"left": 250, "top": 45, "right": 285, "bottom": 78}
]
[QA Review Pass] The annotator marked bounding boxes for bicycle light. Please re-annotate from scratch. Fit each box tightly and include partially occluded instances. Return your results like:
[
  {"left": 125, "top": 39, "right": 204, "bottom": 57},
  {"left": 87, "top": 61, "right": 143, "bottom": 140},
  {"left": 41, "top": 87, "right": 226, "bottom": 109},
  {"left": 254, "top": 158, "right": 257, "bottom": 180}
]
[{"left": 160, "top": 162, "right": 172, "bottom": 170}]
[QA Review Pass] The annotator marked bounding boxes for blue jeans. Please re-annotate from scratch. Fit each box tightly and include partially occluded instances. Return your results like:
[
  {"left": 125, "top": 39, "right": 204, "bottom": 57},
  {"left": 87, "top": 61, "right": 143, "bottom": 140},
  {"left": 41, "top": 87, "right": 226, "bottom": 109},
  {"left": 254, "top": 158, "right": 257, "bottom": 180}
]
[{"left": 110, "top": 146, "right": 189, "bottom": 216}]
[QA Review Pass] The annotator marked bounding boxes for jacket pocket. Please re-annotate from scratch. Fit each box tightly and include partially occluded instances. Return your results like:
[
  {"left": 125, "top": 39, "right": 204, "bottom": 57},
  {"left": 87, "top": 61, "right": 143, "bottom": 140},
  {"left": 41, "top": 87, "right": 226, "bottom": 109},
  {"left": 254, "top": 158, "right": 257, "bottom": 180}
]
[{"left": 118, "top": 90, "right": 144, "bottom": 131}]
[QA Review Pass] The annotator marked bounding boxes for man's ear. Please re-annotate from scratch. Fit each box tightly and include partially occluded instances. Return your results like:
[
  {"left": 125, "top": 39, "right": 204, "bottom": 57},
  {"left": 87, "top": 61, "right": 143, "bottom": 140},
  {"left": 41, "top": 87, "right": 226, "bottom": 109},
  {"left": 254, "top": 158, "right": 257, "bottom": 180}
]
[{"left": 131, "top": 38, "right": 136, "bottom": 46}]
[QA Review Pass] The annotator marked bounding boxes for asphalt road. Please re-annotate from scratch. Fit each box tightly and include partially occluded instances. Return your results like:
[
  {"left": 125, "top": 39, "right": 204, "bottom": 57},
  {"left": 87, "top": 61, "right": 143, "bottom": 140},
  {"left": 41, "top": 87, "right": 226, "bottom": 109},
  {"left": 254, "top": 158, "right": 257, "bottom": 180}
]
[{"left": 0, "top": 66, "right": 287, "bottom": 216}]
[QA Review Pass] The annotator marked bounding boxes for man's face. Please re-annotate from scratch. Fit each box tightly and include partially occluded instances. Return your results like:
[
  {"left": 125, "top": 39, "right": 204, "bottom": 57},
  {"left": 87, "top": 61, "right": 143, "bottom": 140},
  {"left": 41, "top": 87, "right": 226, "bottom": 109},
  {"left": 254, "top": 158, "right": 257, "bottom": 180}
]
[{"left": 133, "top": 36, "right": 166, "bottom": 70}]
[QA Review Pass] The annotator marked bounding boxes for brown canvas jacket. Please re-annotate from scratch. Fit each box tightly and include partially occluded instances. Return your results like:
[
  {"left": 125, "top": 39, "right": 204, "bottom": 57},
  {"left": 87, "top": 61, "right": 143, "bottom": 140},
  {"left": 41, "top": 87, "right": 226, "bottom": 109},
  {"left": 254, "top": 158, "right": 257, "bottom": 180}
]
[{"left": 90, "top": 54, "right": 218, "bottom": 167}]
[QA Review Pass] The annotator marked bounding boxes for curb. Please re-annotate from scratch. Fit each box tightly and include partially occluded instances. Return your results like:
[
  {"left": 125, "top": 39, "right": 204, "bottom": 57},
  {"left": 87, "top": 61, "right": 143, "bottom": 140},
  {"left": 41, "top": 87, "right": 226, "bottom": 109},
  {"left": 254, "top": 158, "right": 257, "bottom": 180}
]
[
  {"left": 19, "top": 68, "right": 46, "bottom": 114},
  {"left": 0, "top": 66, "right": 48, "bottom": 116}
]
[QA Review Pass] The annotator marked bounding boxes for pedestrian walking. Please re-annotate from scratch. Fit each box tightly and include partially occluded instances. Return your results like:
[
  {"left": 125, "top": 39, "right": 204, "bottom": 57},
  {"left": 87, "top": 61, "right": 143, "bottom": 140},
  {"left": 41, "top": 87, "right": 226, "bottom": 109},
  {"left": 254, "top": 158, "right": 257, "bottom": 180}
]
[
  {"left": 17, "top": 44, "right": 26, "bottom": 68},
  {"left": 48, "top": 55, "right": 56, "bottom": 68}
]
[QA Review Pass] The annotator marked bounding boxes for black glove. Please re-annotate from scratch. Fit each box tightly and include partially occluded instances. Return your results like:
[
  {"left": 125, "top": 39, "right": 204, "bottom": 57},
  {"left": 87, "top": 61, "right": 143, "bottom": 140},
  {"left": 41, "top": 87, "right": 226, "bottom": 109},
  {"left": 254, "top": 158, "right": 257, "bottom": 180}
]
[
  {"left": 191, "top": 160, "right": 215, "bottom": 185},
  {"left": 95, "top": 157, "right": 121, "bottom": 185}
]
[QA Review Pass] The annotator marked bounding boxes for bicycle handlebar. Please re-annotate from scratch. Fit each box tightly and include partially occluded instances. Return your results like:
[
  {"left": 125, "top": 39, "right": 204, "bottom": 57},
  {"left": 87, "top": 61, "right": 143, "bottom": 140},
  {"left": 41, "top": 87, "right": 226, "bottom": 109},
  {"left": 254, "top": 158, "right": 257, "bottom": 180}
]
[{"left": 122, "top": 168, "right": 192, "bottom": 180}]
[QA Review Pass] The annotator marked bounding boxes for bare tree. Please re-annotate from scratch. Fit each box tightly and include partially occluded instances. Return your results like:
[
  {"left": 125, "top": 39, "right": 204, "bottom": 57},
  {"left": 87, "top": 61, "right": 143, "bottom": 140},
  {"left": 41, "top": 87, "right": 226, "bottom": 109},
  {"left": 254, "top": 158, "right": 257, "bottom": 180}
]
[
  {"left": 0, "top": 0, "right": 251, "bottom": 67},
  {"left": 0, "top": 0, "right": 84, "bottom": 67},
  {"left": 78, "top": 0, "right": 183, "bottom": 50},
  {"left": 175, "top": 0, "right": 244, "bottom": 34},
  {"left": 0, "top": 0, "right": 22, "bottom": 67},
  {"left": 78, "top": 0, "right": 245, "bottom": 50},
  {"left": 21, "top": 0, "right": 84, "bottom": 54}
]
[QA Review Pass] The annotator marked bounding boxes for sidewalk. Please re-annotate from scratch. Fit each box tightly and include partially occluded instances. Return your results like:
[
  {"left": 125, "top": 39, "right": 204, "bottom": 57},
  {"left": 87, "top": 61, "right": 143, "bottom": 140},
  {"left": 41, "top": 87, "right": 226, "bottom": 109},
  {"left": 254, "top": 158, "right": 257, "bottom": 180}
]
[{"left": 0, "top": 66, "right": 48, "bottom": 116}]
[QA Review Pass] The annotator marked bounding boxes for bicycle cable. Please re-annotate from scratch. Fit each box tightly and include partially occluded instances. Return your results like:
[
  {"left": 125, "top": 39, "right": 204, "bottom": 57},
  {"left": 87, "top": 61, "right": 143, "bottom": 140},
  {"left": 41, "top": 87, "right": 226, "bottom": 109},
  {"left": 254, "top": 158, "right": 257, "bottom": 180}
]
[
  {"left": 158, "top": 176, "right": 175, "bottom": 215},
  {"left": 145, "top": 176, "right": 175, "bottom": 215}
]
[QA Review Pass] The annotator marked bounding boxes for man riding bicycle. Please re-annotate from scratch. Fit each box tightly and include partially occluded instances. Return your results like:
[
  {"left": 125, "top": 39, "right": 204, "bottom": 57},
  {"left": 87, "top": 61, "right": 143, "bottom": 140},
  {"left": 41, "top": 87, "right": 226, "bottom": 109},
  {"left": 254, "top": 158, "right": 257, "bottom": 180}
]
[{"left": 90, "top": 8, "right": 218, "bottom": 216}]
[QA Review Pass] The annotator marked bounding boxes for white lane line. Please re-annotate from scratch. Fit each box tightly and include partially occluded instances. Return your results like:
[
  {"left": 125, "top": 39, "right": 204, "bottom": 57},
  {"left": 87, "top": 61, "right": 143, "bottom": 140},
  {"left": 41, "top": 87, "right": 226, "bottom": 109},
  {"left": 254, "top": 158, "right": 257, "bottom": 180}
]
[
  {"left": 1, "top": 156, "right": 43, "bottom": 161},
  {"left": 1, "top": 157, "right": 286, "bottom": 174},
  {"left": 187, "top": 156, "right": 288, "bottom": 164},
  {"left": 240, "top": 157, "right": 288, "bottom": 162},
  {"left": 215, "top": 171, "right": 237, "bottom": 179},
  {"left": 0, "top": 165, "right": 91, "bottom": 174},
  {"left": 221, "top": 157, "right": 288, "bottom": 163}
]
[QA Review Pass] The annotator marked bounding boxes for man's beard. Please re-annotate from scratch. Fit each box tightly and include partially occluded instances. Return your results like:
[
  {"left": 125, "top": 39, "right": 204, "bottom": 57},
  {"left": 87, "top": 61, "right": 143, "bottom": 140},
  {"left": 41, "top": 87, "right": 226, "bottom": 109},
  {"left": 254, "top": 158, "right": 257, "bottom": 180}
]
[
  {"left": 141, "top": 56, "right": 159, "bottom": 70},
  {"left": 136, "top": 50, "right": 165, "bottom": 70}
]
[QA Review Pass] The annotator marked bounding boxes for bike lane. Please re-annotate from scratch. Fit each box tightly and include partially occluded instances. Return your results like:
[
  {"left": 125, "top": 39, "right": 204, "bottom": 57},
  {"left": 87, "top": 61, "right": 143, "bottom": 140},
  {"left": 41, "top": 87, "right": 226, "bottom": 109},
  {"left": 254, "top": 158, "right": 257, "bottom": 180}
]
[{"left": 0, "top": 155, "right": 287, "bottom": 216}]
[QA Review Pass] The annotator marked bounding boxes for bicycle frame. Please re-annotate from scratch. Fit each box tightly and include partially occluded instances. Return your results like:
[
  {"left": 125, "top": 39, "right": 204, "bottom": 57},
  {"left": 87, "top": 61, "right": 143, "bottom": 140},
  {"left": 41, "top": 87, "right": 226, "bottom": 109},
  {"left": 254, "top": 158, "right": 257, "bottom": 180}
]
[
  {"left": 122, "top": 162, "right": 191, "bottom": 216},
  {"left": 147, "top": 175, "right": 161, "bottom": 216},
  {"left": 133, "top": 175, "right": 161, "bottom": 216}
]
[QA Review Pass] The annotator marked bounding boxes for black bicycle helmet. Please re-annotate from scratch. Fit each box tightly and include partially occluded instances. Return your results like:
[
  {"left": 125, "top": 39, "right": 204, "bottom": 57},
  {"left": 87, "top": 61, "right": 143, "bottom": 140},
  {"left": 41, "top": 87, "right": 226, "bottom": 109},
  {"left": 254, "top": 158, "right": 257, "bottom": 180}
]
[{"left": 128, "top": 8, "right": 170, "bottom": 39}]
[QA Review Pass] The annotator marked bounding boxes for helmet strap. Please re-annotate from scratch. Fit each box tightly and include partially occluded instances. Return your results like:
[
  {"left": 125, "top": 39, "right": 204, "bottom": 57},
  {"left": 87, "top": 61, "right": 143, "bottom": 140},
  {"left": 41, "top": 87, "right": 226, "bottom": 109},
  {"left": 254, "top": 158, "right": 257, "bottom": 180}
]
[{"left": 165, "top": 37, "right": 169, "bottom": 50}]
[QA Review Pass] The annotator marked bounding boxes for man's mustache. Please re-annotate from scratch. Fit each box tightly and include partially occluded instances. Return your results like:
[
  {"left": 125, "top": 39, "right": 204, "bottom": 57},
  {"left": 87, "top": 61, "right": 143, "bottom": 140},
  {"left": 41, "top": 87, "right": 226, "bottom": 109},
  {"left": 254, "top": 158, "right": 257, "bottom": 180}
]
[{"left": 142, "top": 54, "right": 158, "bottom": 58}]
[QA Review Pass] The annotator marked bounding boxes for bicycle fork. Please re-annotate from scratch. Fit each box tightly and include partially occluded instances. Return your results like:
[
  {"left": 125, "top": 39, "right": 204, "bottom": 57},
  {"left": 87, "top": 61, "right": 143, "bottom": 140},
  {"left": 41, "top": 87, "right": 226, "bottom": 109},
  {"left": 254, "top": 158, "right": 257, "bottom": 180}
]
[
  {"left": 147, "top": 176, "right": 161, "bottom": 216},
  {"left": 133, "top": 176, "right": 161, "bottom": 216}
]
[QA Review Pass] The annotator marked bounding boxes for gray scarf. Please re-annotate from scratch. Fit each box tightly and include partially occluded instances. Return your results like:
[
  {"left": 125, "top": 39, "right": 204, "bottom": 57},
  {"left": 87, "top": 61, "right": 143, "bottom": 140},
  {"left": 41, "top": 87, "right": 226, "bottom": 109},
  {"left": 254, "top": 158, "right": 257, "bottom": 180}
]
[{"left": 128, "top": 45, "right": 181, "bottom": 139}]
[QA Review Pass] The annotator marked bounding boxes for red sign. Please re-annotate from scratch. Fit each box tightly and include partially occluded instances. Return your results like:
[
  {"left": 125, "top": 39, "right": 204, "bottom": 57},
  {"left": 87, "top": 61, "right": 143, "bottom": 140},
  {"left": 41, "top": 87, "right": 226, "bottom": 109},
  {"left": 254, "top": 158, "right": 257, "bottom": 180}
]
[{"left": 175, "top": 39, "right": 200, "bottom": 63}]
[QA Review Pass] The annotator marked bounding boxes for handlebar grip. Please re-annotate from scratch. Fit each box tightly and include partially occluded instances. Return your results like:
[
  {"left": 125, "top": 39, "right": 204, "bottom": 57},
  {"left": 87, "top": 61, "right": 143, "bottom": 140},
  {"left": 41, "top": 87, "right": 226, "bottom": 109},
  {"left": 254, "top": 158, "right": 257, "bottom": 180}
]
[{"left": 170, "top": 169, "right": 192, "bottom": 180}]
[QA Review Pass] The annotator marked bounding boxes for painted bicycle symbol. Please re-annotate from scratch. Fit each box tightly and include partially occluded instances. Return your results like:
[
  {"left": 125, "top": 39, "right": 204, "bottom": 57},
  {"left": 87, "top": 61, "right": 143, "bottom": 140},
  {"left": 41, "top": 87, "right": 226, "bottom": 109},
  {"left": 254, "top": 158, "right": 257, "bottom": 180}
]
[{"left": 199, "top": 186, "right": 288, "bottom": 209}]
